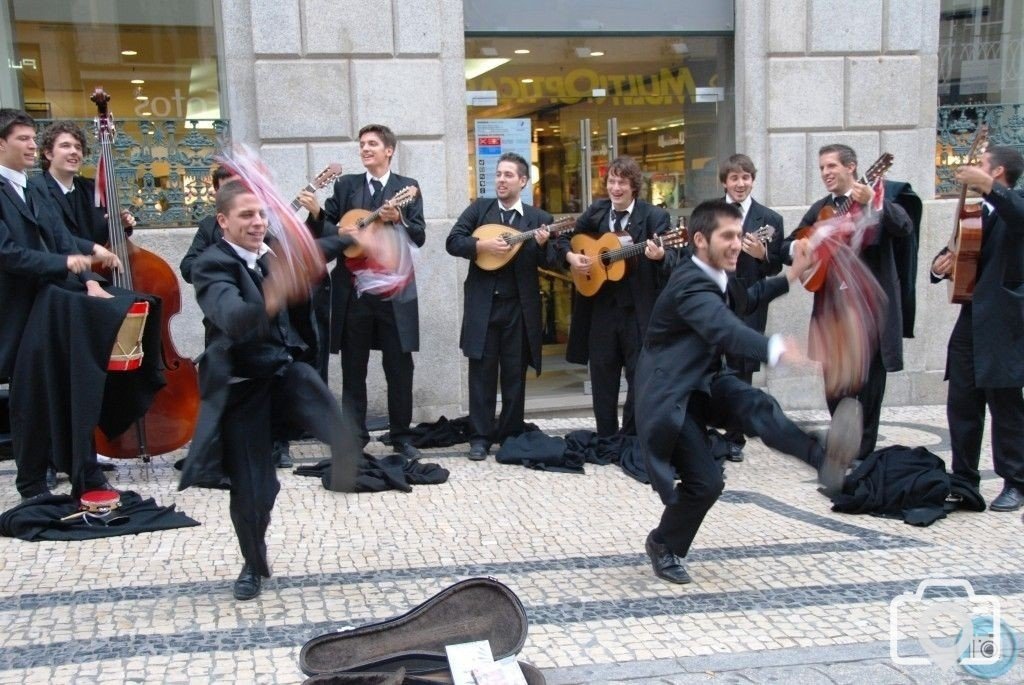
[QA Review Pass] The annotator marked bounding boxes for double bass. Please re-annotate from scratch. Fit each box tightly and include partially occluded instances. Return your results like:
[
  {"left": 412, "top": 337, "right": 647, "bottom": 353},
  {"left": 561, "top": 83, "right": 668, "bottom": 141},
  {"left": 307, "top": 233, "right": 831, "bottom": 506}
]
[{"left": 90, "top": 88, "right": 200, "bottom": 461}]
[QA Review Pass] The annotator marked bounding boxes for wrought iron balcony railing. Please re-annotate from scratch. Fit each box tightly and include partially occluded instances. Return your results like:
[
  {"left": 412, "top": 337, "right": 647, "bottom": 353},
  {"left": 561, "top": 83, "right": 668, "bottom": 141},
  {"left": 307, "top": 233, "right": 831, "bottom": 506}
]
[
  {"left": 936, "top": 104, "right": 1024, "bottom": 197},
  {"left": 30, "top": 118, "right": 229, "bottom": 229}
]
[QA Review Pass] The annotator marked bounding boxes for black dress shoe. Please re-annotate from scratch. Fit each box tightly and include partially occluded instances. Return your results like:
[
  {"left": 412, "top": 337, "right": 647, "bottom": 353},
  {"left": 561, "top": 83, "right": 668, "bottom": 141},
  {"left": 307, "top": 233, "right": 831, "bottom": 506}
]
[
  {"left": 19, "top": 490, "right": 52, "bottom": 505},
  {"left": 726, "top": 443, "right": 744, "bottom": 463},
  {"left": 272, "top": 440, "right": 293, "bottom": 469},
  {"left": 989, "top": 485, "right": 1024, "bottom": 512},
  {"left": 233, "top": 563, "right": 262, "bottom": 601},
  {"left": 395, "top": 442, "right": 421, "bottom": 460},
  {"left": 468, "top": 443, "right": 488, "bottom": 461},
  {"left": 819, "top": 397, "right": 863, "bottom": 495},
  {"left": 644, "top": 532, "right": 692, "bottom": 584}
]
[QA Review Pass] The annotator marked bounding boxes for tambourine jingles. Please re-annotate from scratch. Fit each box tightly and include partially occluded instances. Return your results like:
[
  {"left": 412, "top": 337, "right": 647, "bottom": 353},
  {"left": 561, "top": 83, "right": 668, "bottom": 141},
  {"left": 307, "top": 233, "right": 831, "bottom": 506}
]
[{"left": 59, "top": 489, "right": 122, "bottom": 522}]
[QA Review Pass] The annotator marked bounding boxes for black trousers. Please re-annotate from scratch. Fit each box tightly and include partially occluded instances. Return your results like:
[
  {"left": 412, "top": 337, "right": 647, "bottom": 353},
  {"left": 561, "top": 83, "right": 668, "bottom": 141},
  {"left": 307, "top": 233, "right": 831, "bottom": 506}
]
[
  {"left": 656, "top": 376, "right": 822, "bottom": 557},
  {"left": 468, "top": 296, "right": 527, "bottom": 447},
  {"left": 588, "top": 303, "right": 641, "bottom": 437},
  {"left": 341, "top": 293, "right": 414, "bottom": 446},
  {"left": 722, "top": 368, "right": 754, "bottom": 446},
  {"left": 827, "top": 349, "right": 886, "bottom": 458},
  {"left": 223, "top": 361, "right": 358, "bottom": 578},
  {"left": 946, "top": 310, "right": 1024, "bottom": 490}
]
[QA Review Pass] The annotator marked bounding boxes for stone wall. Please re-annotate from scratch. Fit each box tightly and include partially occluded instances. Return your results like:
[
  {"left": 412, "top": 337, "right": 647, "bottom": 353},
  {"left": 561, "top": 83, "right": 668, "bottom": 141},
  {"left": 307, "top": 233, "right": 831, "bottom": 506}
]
[
  {"left": 214, "top": 0, "right": 470, "bottom": 420},
  {"left": 737, "top": 0, "right": 953, "bottom": 408}
]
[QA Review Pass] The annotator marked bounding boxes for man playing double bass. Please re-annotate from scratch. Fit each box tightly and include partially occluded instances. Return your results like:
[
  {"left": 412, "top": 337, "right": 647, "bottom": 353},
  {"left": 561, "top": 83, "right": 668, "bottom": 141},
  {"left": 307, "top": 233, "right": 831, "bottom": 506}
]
[
  {"left": 0, "top": 108, "right": 117, "bottom": 500},
  {"left": 781, "top": 144, "right": 913, "bottom": 460},
  {"left": 930, "top": 146, "right": 1024, "bottom": 512}
]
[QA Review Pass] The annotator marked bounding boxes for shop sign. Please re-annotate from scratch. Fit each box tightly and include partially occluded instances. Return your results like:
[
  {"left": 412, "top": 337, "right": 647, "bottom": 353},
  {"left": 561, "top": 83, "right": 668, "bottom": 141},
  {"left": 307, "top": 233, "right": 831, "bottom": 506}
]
[
  {"left": 467, "top": 67, "right": 712, "bottom": 106},
  {"left": 474, "top": 118, "right": 533, "bottom": 201}
]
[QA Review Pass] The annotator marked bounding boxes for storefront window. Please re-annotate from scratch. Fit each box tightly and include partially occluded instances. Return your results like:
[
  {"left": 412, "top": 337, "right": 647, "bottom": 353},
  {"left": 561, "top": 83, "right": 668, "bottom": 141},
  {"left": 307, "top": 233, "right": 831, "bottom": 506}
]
[
  {"left": 936, "top": 0, "right": 1024, "bottom": 195},
  {"left": 466, "top": 35, "right": 734, "bottom": 217},
  {"left": 465, "top": 33, "right": 734, "bottom": 390},
  {"left": 3, "top": 0, "right": 224, "bottom": 226}
]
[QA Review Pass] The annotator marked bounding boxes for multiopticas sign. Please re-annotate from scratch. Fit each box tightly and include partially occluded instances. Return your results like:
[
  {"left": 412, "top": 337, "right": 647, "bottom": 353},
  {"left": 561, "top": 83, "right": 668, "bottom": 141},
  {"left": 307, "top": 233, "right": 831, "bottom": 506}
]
[{"left": 467, "top": 67, "right": 709, "bottom": 106}]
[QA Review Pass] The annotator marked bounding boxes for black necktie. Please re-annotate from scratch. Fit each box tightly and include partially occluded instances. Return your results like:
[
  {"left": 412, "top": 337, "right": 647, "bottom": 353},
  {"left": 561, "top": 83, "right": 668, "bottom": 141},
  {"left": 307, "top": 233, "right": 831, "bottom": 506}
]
[
  {"left": 501, "top": 209, "right": 517, "bottom": 227},
  {"left": 833, "top": 196, "right": 847, "bottom": 212},
  {"left": 370, "top": 179, "right": 384, "bottom": 210},
  {"left": 612, "top": 209, "right": 628, "bottom": 232}
]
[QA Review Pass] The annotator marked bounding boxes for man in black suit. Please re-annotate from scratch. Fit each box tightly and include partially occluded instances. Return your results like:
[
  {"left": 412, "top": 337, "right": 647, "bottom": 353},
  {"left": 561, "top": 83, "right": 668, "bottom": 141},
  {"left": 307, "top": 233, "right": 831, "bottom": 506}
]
[
  {"left": 637, "top": 199, "right": 862, "bottom": 584},
  {"left": 555, "top": 156, "right": 672, "bottom": 439},
  {"left": 181, "top": 181, "right": 358, "bottom": 600},
  {"left": 930, "top": 146, "right": 1024, "bottom": 512},
  {"left": 718, "top": 154, "right": 785, "bottom": 462},
  {"left": 300, "top": 124, "right": 425, "bottom": 458},
  {"left": 180, "top": 166, "right": 293, "bottom": 468},
  {"left": 31, "top": 120, "right": 135, "bottom": 259},
  {"left": 0, "top": 108, "right": 117, "bottom": 499},
  {"left": 446, "top": 152, "right": 556, "bottom": 459},
  {"left": 782, "top": 144, "right": 913, "bottom": 459}
]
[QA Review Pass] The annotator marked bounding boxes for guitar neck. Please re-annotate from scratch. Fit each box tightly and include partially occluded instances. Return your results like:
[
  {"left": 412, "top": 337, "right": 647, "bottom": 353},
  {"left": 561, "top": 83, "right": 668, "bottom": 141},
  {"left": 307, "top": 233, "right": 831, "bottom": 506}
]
[
  {"left": 506, "top": 220, "right": 574, "bottom": 245},
  {"left": 290, "top": 182, "right": 318, "bottom": 212}
]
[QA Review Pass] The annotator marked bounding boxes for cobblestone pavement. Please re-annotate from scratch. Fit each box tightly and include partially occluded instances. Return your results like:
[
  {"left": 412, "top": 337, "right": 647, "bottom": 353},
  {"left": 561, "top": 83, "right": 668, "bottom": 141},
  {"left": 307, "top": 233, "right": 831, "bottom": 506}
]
[{"left": 0, "top": 405, "right": 1021, "bottom": 684}]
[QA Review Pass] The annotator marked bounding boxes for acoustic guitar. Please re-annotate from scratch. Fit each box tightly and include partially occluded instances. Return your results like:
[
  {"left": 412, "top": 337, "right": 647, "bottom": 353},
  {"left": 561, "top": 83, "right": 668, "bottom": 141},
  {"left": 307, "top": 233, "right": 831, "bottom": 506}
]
[
  {"left": 947, "top": 123, "right": 989, "bottom": 304},
  {"left": 473, "top": 216, "right": 575, "bottom": 271},
  {"left": 339, "top": 185, "right": 419, "bottom": 258},
  {"left": 570, "top": 227, "right": 689, "bottom": 297},
  {"left": 290, "top": 163, "right": 343, "bottom": 212},
  {"left": 793, "top": 152, "right": 894, "bottom": 292}
]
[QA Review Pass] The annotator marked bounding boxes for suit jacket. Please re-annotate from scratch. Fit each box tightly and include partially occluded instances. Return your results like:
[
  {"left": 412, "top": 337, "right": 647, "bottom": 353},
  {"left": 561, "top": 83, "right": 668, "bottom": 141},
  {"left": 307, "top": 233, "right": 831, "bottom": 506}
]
[
  {"left": 446, "top": 198, "right": 556, "bottom": 373},
  {"left": 783, "top": 195, "right": 913, "bottom": 372},
  {"left": 28, "top": 173, "right": 107, "bottom": 252},
  {"left": 307, "top": 171, "right": 426, "bottom": 353},
  {"left": 179, "top": 240, "right": 307, "bottom": 489},
  {"left": 636, "top": 257, "right": 790, "bottom": 504},
  {"left": 554, "top": 197, "right": 673, "bottom": 365},
  {"left": 0, "top": 175, "right": 99, "bottom": 378},
  {"left": 179, "top": 215, "right": 220, "bottom": 284},
  {"left": 728, "top": 198, "right": 785, "bottom": 374},
  {"left": 931, "top": 184, "right": 1024, "bottom": 387}
]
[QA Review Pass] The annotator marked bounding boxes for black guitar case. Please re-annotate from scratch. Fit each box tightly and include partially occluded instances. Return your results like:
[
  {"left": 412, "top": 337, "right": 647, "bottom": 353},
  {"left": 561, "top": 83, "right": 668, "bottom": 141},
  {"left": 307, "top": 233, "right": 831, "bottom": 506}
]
[{"left": 299, "top": 577, "right": 545, "bottom": 684}]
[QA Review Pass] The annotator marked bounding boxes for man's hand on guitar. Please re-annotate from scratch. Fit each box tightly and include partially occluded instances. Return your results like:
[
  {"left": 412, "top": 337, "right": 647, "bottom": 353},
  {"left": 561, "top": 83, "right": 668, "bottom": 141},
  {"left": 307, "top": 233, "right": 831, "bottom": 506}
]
[
  {"left": 91, "top": 244, "right": 122, "bottom": 270},
  {"left": 535, "top": 227, "right": 550, "bottom": 246},
  {"left": 337, "top": 221, "right": 360, "bottom": 237},
  {"left": 85, "top": 280, "right": 113, "bottom": 299},
  {"left": 742, "top": 233, "right": 767, "bottom": 260},
  {"left": 932, "top": 250, "right": 954, "bottom": 277},
  {"left": 378, "top": 204, "right": 401, "bottom": 224},
  {"left": 850, "top": 181, "right": 874, "bottom": 207},
  {"left": 955, "top": 165, "right": 995, "bottom": 195},
  {"left": 297, "top": 190, "right": 322, "bottom": 219},
  {"left": 644, "top": 239, "right": 666, "bottom": 261},
  {"left": 566, "top": 251, "right": 592, "bottom": 275},
  {"left": 476, "top": 236, "right": 512, "bottom": 256}
]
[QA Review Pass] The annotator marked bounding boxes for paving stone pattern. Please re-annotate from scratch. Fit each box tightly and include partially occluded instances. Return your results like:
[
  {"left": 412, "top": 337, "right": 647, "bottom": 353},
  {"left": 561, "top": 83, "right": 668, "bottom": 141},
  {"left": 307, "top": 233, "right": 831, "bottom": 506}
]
[{"left": 0, "top": 405, "right": 1021, "bottom": 684}]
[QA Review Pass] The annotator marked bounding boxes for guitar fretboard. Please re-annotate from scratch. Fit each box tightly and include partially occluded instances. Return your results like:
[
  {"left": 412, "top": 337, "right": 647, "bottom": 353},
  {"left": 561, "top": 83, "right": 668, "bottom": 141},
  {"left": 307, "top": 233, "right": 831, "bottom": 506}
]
[{"left": 290, "top": 183, "right": 318, "bottom": 212}]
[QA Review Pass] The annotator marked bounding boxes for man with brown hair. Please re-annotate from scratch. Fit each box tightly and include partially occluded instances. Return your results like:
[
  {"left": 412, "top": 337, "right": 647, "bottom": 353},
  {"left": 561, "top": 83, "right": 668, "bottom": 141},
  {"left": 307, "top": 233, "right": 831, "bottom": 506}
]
[
  {"left": 718, "top": 154, "right": 785, "bottom": 461},
  {"left": 299, "top": 124, "right": 425, "bottom": 457},
  {"left": 555, "top": 155, "right": 672, "bottom": 439},
  {"left": 30, "top": 120, "right": 127, "bottom": 268}
]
